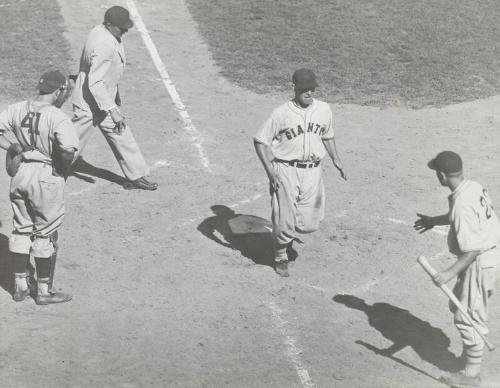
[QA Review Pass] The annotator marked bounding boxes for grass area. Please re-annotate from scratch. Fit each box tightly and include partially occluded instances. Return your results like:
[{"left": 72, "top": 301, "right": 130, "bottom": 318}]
[
  {"left": 186, "top": 0, "right": 500, "bottom": 108},
  {"left": 0, "top": 0, "right": 70, "bottom": 101}
]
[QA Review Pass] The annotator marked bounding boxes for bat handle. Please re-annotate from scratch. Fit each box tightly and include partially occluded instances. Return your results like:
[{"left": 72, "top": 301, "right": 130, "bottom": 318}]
[{"left": 417, "top": 255, "right": 438, "bottom": 277}]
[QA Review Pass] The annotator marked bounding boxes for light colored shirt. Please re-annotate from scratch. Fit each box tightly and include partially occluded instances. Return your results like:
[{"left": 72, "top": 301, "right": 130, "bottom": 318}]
[
  {"left": 72, "top": 24, "right": 126, "bottom": 113},
  {"left": 447, "top": 179, "right": 500, "bottom": 266},
  {"left": 0, "top": 100, "right": 79, "bottom": 162},
  {"left": 254, "top": 99, "right": 334, "bottom": 161}
]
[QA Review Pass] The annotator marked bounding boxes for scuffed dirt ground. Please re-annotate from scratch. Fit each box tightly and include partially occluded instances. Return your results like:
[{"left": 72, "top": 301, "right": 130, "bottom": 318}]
[{"left": 0, "top": 1, "right": 499, "bottom": 387}]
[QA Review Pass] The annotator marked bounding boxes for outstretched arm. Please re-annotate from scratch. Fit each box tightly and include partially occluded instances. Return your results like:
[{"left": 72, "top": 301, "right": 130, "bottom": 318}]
[
  {"left": 323, "top": 138, "right": 347, "bottom": 180},
  {"left": 413, "top": 213, "right": 449, "bottom": 233}
]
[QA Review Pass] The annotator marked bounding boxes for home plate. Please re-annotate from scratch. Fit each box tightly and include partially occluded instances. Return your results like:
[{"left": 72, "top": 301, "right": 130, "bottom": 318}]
[{"left": 228, "top": 215, "right": 272, "bottom": 234}]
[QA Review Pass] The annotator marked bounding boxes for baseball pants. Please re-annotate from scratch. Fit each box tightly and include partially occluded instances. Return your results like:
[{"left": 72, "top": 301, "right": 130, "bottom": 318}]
[
  {"left": 72, "top": 105, "right": 150, "bottom": 181},
  {"left": 271, "top": 161, "right": 325, "bottom": 257},
  {"left": 9, "top": 162, "right": 65, "bottom": 258},
  {"left": 451, "top": 249, "right": 498, "bottom": 348}
]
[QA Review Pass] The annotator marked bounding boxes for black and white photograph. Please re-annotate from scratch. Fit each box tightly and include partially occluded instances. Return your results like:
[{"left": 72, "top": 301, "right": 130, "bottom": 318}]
[{"left": 1, "top": 1, "right": 500, "bottom": 387}]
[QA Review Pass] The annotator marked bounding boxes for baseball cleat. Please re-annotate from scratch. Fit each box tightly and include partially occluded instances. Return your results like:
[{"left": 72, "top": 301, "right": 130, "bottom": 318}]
[
  {"left": 123, "top": 177, "right": 158, "bottom": 191},
  {"left": 275, "top": 261, "right": 290, "bottom": 277},
  {"left": 12, "top": 287, "right": 30, "bottom": 302},
  {"left": 440, "top": 371, "right": 481, "bottom": 388},
  {"left": 35, "top": 291, "right": 72, "bottom": 305}
]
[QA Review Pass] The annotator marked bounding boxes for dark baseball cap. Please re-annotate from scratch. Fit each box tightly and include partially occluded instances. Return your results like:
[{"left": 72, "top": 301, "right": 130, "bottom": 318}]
[
  {"left": 292, "top": 68, "right": 319, "bottom": 90},
  {"left": 104, "top": 6, "right": 133, "bottom": 30},
  {"left": 428, "top": 151, "right": 463, "bottom": 174},
  {"left": 37, "top": 70, "right": 66, "bottom": 93}
]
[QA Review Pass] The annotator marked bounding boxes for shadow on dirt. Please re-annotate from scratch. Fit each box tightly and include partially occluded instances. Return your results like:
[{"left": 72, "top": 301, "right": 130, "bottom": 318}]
[
  {"left": 70, "top": 157, "right": 126, "bottom": 186},
  {"left": 0, "top": 233, "right": 13, "bottom": 294},
  {"left": 197, "top": 205, "right": 274, "bottom": 267},
  {"left": 333, "top": 294, "right": 461, "bottom": 373}
]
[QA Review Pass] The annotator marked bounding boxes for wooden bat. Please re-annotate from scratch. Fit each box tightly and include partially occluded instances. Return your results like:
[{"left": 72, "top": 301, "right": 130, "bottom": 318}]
[{"left": 417, "top": 255, "right": 495, "bottom": 351}]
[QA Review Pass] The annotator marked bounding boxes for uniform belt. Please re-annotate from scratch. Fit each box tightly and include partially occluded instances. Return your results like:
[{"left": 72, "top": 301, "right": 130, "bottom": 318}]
[{"left": 275, "top": 158, "right": 320, "bottom": 168}]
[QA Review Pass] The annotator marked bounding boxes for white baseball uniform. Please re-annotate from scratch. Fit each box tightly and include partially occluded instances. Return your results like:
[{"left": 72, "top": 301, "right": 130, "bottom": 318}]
[
  {"left": 0, "top": 100, "right": 79, "bottom": 258},
  {"left": 72, "top": 23, "right": 149, "bottom": 181},
  {"left": 447, "top": 179, "right": 500, "bottom": 352},
  {"left": 255, "top": 98, "right": 335, "bottom": 260}
]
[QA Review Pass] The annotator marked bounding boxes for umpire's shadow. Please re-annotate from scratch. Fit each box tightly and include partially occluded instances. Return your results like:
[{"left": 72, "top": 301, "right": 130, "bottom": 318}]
[
  {"left": 69, "top": 157, "right": 126, "bottom": 186},
  {"left": 333, "top": 294, "right": 461, "bottom": 373},
  {"left": 197, "top": 205, "right": 274, "bottom": 267}
]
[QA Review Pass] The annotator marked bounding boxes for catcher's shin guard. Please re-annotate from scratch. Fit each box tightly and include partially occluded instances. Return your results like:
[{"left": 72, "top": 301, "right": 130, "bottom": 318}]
[{"left": 49, "top": 231, "right": 58, "bottom": 291}]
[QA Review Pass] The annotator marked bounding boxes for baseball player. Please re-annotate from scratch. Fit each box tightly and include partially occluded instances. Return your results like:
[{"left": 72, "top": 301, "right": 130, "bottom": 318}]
[
  {"left": 71, "top": 5, "right": 157, "bottom": 191},
  {"left": 254, "top": 68, "right": 346, "bottom": 277},
  {"left": 414, "top": 151, "right": 500, "bottom": 387},
  {"left": 0, "top": 70, "right": 78, "bottom": 305}
]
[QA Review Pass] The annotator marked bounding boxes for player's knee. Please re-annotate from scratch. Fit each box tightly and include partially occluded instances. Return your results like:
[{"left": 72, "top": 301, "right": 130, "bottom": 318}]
[
  {"left": 9, "top": 233, "right": 31, "bottom": 255},
  {"left": 32, "top": 236, "right": 55, "bottom": 258}
]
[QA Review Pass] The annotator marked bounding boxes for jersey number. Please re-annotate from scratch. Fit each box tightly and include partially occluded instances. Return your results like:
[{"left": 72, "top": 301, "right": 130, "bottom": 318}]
[
  {"left": 20, "top": 111, "right": 41, "bottom": 148},
  {"left": 480, "top": 189, "right": 493, "bottom": 219}
]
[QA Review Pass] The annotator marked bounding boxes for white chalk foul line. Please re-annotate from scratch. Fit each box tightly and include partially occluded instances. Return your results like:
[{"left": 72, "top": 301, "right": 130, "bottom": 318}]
[
  {"left": 126, "top": 0, "right": 213, "bottom": 174},
  {"left": 267, "top": 302, "right": 316, "bottom": 388}
]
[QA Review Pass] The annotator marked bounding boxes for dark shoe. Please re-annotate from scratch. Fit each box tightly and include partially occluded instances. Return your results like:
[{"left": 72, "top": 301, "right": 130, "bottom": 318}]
[
  {"left": 275, "top": 261, "right": 289, "bottom": 277},
  {"left": 441, "top": 372, "right": 481, "bottom": 388},
  {"left": 123, "top": 177, "right": 158, "bottom": 191},
  {"left": 13, "top": 287, "right": 30, "bottom": 302},
  {"left": 36, "top": 291, "right": 72, "bottom": 305}
]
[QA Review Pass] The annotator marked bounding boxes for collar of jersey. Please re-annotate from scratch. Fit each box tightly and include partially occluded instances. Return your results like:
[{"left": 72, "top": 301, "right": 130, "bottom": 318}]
[
  {"left": 449, "top": 179, "right": 470, "bottom": 201},
  {"left": 289, "top": 98, "right": 316, "bottom": 113}
]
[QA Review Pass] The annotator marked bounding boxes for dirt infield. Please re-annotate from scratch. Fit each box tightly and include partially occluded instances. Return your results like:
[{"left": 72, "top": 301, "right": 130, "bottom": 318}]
[{"left": 0, "top": 1, "right": 500, "bottom": 387}]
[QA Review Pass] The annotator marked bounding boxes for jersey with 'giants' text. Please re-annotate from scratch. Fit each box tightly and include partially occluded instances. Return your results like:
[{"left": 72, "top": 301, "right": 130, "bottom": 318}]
[{"left": 254, "top": 98, "right": 334, "bottom": 161}]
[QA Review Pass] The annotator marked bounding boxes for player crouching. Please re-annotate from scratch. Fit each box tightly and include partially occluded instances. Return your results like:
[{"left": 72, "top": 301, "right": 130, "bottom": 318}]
[{"left": 0, "top": 70, "right": 79, "bottom": 305}]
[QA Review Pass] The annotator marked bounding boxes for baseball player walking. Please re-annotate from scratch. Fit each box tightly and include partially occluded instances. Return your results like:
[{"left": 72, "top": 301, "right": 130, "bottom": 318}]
[
  {"left": 254, "top": 69, "right": 346, "bottom": 277},
  {"left": 414, "top": 151, "right": 500, "bottom": 387},
  {"left": 0, "top": 70, "right": 78, "bottom": 305},
  {"left": 72, "top": 5, "right": 157, "bottom": 191}
]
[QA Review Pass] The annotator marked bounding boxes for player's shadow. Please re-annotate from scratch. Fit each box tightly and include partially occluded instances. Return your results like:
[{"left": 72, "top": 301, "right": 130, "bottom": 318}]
[
  {"left": 333, "top": 294, "right": 462, "bottom": 373},
  {"left": 69, "top": 157, "right": 126, "bottom": 186},
  {"left": 197, "top": 205, "right": 275, "bottom": 267}
]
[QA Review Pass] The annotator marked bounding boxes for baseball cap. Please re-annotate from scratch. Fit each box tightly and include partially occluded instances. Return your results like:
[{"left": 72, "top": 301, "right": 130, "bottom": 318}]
[
  {"left": 292, "top": 68, "right": 319, "bottom": 90},
  {"left": 104, "top": 6, "right": 133, "bottom": 30},
  {"left": 427, "top": 151, "right": 463, "bottom": 174},
  {"left": 37, "top": 70, "right": 66, "bottom": 93}
]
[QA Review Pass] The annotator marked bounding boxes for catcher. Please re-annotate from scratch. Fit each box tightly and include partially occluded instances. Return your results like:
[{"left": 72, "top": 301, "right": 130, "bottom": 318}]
[{"left": 0, "top": 70, "right": 79, "bottom": 305}]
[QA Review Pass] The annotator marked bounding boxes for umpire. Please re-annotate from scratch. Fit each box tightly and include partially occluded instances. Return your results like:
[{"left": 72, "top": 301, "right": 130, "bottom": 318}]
[{"left": 72, "top": 5, "right": 158, "bottom": 190}]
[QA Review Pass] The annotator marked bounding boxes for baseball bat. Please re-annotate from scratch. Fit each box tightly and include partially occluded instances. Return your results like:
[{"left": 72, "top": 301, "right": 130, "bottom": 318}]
[{"left": 417, "top": 255, "right": 495, "bottom": 351}]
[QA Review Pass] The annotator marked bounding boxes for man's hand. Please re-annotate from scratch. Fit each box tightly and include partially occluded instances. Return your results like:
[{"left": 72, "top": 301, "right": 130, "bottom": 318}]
[
  {"left": 413, "top": 213, "right": 435, "bottom": 233},
  {"left": 333, "top": 161, "right": 347, "bottom": 180},
  {"left": 109, "top": 107, "right": 125, "bottom": 135},
  {"left": 268, "top": 171, "right": 280, "bottom": 193},
  {"left": 432, "top": 270, "right": 454, "bottom": 286}
]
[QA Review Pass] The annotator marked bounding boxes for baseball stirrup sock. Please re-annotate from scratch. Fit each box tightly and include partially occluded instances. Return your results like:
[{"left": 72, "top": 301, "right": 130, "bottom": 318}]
[
  {"left": 465, "top": 343, "right": 483, "bottom": 377},
  {"left": 34, "top": 257, "right": 51, "bottom": 279},
  {"left": 12, "top": 252, "right": 30, "bottom": 274}
]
